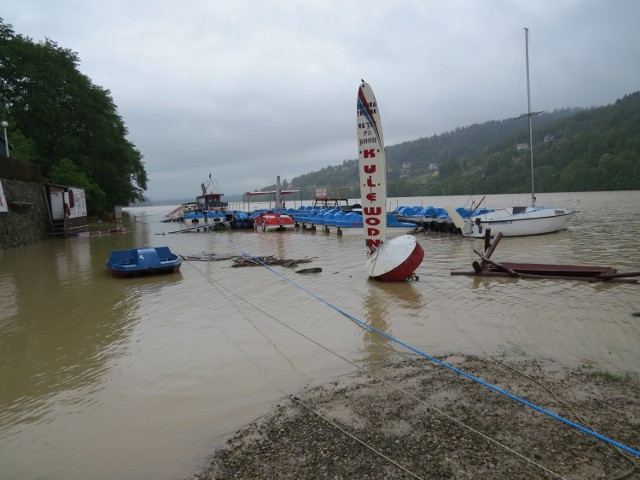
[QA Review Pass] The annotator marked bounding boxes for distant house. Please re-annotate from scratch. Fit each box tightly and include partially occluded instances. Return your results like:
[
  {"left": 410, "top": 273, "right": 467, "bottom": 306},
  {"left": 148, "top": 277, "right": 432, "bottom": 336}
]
[
  {"left": 516, "top": 143, "right": 530, "bottom": 151},
  {"left": 400, "top": 162, "right": 412, "bottom": 178},
  {"left": 544, "top": 134, "right": 555, "bottom": 143},
  {"left": 428, "top": 163, "right": 440, "bottom": 171}
]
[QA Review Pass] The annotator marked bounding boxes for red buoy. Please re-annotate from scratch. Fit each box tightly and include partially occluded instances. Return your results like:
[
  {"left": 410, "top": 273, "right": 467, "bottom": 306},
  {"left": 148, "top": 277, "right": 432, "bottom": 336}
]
[{"left": 365, "top": 235, "right": 424, "bottom": 282}]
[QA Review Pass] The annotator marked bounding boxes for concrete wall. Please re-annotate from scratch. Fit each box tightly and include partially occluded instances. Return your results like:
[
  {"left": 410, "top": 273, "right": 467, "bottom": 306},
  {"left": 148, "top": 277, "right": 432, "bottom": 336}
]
[{"left": 0, "top": 178, "right": 51, "bottom": 251}]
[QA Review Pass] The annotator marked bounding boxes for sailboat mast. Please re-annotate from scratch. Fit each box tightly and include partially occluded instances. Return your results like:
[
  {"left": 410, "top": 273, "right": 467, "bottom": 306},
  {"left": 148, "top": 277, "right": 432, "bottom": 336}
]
[{"left": 525, "top": 27, "right": 536, "bottom": 207}]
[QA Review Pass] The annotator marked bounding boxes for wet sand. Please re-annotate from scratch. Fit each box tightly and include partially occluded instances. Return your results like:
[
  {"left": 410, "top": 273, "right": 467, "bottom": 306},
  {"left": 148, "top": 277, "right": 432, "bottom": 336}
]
[{"left": 190, "top": 354, "right": 639, "bottom": 479}]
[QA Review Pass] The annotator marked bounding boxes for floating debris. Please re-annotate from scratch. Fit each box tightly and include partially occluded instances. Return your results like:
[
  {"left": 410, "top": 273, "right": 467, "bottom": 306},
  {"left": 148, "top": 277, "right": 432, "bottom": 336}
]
[
  {"left": 295, "top": 267, "right": 322, "bottom": 274},
  {"left": 181, "top": 253, "right": 235, "bottom": 262},
  {"left": 179, "top": 252, "right": 318, "bottom": 268},
  {"left": 166, "top": 224, "right": 222, "bottom": 234},
  {"left": 232, "top": 256, "right": 316, "bottom": 268}
]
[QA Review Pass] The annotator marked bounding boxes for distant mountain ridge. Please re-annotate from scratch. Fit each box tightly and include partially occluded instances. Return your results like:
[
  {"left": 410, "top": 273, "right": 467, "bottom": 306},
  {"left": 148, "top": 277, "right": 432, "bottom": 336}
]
[{"left": 268, "top": 91, "right": 640, "bottom": 199}]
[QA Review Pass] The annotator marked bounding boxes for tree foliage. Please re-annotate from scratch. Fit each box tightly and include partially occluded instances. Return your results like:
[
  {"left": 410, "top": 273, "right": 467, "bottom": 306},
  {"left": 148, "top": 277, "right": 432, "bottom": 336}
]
[
  {"left": 47, "top": 158, "right": 107, "bottom": 207},
  {"left": 0, "top": 18, "right": 147, "bottom": 215}
]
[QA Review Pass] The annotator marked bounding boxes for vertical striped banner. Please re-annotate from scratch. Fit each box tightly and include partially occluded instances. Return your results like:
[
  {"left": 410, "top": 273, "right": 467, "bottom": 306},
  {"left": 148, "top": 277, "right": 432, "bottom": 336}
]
[{"left": 357, "top": 82, "right": 387, "bottom": 255}]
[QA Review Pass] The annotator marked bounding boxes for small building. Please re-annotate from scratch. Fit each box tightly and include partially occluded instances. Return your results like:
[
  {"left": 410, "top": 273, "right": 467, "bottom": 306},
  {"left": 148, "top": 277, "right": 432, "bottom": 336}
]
[
  {"left": 311, "top": 186, "right": 349, "bottom": 208},
  {"left": 197, "top": 192, "right": 229, "bottom": 211},
  {"left": 45, "top": 184, "right": 88, "bottom": 235},
  {"left": 242, "top": 189, "right": 301, "bottom": 211}
]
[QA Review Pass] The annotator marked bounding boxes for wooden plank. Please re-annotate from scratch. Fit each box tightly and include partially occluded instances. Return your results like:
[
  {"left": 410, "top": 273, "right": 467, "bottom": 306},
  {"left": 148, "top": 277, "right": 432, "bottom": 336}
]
[{"left": 500, "top": 262, "right": 616, "bottom": 277}]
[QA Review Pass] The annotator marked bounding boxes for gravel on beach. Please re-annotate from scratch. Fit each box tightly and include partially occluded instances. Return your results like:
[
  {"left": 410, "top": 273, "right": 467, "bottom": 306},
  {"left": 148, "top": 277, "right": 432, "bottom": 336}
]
[{"left": 191, "top": 354, "right": 640, "bottom": 479}]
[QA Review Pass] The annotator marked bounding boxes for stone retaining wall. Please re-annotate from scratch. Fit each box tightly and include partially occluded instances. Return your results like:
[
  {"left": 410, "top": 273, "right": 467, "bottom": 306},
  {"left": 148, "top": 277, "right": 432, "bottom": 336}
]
[{"left": 0, "top": 178, "right": 51, "bottom": 251}]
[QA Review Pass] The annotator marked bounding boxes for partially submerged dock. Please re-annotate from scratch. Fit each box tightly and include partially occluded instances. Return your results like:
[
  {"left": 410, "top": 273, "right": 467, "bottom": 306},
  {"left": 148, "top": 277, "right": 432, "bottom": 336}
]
[{"left": 452, "top": 229, "right": 640, "bottom": 284}]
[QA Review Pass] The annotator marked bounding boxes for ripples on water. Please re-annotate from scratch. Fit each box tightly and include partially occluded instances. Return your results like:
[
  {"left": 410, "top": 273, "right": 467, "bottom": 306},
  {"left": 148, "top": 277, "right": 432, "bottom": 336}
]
[{"left": 0, "top": 191, "right": 638, "bottom": 479}]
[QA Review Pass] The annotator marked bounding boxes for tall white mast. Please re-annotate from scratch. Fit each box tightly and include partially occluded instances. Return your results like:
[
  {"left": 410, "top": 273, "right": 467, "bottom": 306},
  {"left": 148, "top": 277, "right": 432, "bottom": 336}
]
[{"left": 525, "top": 27, "right": 536, "bottom": 207}]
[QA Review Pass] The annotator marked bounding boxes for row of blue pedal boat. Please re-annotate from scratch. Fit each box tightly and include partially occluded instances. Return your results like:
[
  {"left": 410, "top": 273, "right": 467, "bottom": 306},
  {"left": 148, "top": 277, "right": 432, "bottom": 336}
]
[
  {"left": 394, "top": 205, "right": 492, "bottom": 222},
  {"left": 169, "top": 204, "right": 492, "bottom": 232},
  {"left": 180, "top": 209, "right": 253, "bottom": 229},
  {"left": 289, "top": 206, "right": 416, "bottom": 230},
  {"left": 288, "top": 204, "right": 492, "bottom": 231}
]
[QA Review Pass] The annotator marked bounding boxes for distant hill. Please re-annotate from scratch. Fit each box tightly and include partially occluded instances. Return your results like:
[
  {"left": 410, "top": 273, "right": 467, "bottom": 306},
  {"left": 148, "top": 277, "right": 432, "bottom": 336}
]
[{"left": 269, "top": 91, "right": 640, "bottom": 199}]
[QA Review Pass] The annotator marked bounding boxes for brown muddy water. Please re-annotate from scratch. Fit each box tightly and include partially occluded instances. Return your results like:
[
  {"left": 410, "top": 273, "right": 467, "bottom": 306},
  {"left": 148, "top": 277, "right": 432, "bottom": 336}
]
[{"left": 1, "top": 191, "right": 639, "bottom": 479}]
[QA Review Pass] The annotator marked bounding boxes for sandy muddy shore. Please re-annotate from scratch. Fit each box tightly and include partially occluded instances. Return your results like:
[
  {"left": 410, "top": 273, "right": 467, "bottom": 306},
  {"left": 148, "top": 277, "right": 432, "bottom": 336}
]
[{"left": 189, "top": 354, "right": 640, "bottom": 479}]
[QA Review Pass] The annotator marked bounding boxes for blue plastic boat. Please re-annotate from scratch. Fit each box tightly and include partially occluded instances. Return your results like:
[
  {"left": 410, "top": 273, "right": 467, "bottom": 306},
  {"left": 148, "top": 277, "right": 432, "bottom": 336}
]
[{"left": 106, "top": 246, "right": 182, "bottom": 277}]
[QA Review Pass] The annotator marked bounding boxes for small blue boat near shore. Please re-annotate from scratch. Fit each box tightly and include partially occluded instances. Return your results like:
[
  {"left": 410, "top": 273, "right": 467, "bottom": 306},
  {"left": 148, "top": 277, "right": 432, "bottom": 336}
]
[{"left": 106, "top": 246, "right": 182, "bottom": 277}]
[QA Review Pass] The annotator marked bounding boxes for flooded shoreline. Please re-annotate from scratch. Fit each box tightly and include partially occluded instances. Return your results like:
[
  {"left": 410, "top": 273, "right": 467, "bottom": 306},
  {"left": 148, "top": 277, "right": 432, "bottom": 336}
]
[
  {"left": 1, "top": 191, "right": 638, "bottom": 479},
  {"left": 192, "top": 353, "right": 640, "bottom": 480}
]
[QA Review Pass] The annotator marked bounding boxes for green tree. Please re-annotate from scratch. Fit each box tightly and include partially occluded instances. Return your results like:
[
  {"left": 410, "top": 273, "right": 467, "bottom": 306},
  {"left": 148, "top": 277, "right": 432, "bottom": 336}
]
[
  {"left": 0, "top": 19, "right": 147, "bottom": 214},
  {"left": 46, "top": 158, "right": 106, "bottom": 207}
]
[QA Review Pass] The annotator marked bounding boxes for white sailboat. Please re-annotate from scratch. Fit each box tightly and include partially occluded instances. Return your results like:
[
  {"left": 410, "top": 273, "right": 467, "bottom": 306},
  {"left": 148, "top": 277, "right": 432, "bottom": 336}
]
[
  {"left": 357, "top": 81, "right": 424, "bottom": 281},
  {"left": 447, "top": 28, "right": 575, "bottom": 238}
]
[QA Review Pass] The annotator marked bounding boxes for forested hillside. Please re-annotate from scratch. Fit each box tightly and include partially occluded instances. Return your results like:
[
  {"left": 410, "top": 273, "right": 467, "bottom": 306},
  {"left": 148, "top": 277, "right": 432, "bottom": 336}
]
[{"left": 272, "top": 92, "right": 640, "bottom": 200}]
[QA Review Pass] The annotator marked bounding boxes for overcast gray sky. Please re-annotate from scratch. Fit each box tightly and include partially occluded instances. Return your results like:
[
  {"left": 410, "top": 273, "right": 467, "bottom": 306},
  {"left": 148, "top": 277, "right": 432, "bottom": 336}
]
[{"left": 4, "top": 0, "right": 639, "bottom": 201}]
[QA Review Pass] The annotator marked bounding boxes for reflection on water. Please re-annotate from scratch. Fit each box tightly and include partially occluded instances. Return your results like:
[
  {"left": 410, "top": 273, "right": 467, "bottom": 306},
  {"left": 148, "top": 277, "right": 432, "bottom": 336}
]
[
  {"left": 360, "top": 281, "right": 425, "bottom": 362},
  {"left": 0, "top": 191, "right": 638, "bottom": 480},
  {"left": 0, "top": 274, "right": 18, "bottom": 322}
]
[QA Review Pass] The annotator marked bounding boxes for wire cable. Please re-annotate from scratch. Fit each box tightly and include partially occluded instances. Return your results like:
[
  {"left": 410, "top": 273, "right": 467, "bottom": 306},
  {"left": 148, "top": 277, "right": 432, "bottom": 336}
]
[
  {"left": 242, "top": 253, "right": 640, "bottom": 459},
  {"left": 184, "top": 257, "right": 567, "bottom": 478}
]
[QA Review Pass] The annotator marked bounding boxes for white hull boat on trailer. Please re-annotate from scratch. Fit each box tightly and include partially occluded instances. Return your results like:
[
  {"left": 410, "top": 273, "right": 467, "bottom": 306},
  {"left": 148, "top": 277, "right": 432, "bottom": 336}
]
[
  {"left": 447, "top": 28, "right": 575, "bottom": 238},
  {"left": 357, "top": 81, "right": 424, "bottom": 282}
]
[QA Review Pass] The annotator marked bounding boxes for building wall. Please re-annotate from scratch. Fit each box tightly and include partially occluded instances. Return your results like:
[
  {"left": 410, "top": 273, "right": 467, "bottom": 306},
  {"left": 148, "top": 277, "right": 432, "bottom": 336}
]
[{"left": 0, "top": 178, "right": 51, "bottom": 251}]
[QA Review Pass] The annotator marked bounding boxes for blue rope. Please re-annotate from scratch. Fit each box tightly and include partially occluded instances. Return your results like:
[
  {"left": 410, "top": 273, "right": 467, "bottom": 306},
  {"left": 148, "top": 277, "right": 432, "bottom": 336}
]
[{"left": 243, "top": 252, "right": 640, "bottom": 458}]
